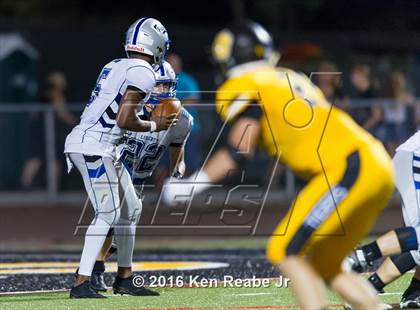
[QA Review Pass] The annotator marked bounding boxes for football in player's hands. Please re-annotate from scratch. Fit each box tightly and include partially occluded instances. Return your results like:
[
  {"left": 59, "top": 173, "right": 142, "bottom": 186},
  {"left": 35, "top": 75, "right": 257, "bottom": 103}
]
[
  {"left": 152, "top": 98, "right": 181, "bottom": 118},
  {"left": 151, "top": 98, "right": 181, "bottom": 131}
]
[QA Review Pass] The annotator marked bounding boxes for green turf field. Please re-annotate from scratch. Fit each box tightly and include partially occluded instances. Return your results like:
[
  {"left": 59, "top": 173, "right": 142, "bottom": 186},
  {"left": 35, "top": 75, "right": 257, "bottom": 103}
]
[{"left": 0, "top": 273, "right": 412, "bottom": 310}]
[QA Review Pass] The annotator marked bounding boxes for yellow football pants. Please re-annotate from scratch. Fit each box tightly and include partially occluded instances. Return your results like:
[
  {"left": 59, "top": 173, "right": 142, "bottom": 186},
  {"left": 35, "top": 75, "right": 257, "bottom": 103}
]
[{"left": 267, "top": 141, "right": 394, "bottom": 280}]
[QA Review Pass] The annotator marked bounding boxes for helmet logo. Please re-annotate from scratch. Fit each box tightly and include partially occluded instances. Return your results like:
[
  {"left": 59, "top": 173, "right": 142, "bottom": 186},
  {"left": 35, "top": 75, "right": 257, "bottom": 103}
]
[
  {"left": 127, "top": 46, "right": 145, "bottom": 53},
  {"left": 212, "top": 29, "right": 234, "bottom": 63},
  {"left": 153, "top": 23, "right": 167, "bottom": 35}
]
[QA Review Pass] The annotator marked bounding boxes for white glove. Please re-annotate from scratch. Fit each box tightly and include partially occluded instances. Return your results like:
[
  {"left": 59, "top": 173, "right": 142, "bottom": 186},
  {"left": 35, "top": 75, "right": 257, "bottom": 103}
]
[{"left": 161, "top": 172, "right": 211, "bottom": 206}]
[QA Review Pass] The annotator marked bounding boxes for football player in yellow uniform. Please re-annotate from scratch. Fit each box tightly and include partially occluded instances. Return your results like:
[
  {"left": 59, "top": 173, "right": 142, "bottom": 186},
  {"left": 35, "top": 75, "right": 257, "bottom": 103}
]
[{"left": 162, "top": 21, "right": 394, "bottom": 309}]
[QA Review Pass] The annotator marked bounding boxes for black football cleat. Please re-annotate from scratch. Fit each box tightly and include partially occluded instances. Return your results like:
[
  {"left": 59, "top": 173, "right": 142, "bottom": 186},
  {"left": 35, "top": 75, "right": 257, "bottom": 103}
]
[
  {"left": 74, "top": 266, "right": 107, "bottom": 293},
  {"left": 401, "top": 288, "right": 420, "bottom": 308},
  {"left": 70, "top": 280, "right": 107, "bottom": 298},
  {"left": 113, "top": 275, "right": 160, "bottom": 296},
  {"left": 90, "top": 261, "right": 107, "bottom": 292},
  {"left": 91, "top": 270, "right": 107, "bottom": 292},
  {"left": 344, "top": 248, "right": 372, "bottom": 273}
]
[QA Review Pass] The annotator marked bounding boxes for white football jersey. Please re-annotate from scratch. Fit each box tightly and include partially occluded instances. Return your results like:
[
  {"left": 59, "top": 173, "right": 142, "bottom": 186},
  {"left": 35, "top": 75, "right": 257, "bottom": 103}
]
[
  {"left": 397, "top": 130, "right": 420, "bottom": 153},
  {"left": 117, "top": 107, "right": 193, "bottom": 184},
  {"left": 64, "top": 58, "right": 156, "bottom": 158}
]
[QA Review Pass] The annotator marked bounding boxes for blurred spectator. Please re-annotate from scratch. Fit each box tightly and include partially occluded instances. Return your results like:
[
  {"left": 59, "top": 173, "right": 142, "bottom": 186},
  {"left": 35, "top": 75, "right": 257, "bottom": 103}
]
[
  {"left": 378, "top": 71, "right": 413, "bottom": 155},
  {"left": 0, "top": 33, "right": 38, "bottom": 189},
  {"left": 348, "top": 63, "right": 382, "bottom": 132},
  {"left": 167, "top": 53, "right": 202, "bottom": 173},
  {"left": 414, "top": 100, "right": 420, "bottom": 131},
  {"left": 315, "top": 60, "right": 347, "bottom": 108},
  {"left": 20, "top": 71, "right": 76, "bottom": 189}
]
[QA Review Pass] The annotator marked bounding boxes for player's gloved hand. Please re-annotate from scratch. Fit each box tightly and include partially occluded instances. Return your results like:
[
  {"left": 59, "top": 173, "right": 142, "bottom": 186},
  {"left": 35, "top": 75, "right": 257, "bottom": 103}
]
[
  {"left": 153, "top": 113, "right": 178, "bottom": 131},
  {"left": 161, "top": 172, "right": 211, "bottom": 206},
  {"left": 172, "top": 170, "right": 183, "bottom": 179}
]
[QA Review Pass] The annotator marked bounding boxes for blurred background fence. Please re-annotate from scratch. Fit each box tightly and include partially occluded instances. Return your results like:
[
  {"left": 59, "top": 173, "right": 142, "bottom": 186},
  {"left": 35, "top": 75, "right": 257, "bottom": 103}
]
[
  {"left": 0, "top": 98, "right": 416, "bottom": 205},
  {"left": 2, "top": 0, "right": 420, "bottom": 207}
]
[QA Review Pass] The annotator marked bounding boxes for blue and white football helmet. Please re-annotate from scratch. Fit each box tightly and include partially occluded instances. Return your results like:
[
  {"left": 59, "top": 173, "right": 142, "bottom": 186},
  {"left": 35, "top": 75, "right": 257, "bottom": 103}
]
[
  {"left": 147, "top": 61, "right": 177, "bottom": 104},
  {"left": 125, "top": 17, "right": 170, "bottom": 70}
]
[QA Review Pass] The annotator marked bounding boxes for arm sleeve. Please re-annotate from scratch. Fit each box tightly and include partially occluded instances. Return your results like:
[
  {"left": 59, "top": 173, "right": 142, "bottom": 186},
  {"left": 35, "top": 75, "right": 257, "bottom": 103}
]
[{"left": 126, "top": 66, "right": 156, "bottom": 94}]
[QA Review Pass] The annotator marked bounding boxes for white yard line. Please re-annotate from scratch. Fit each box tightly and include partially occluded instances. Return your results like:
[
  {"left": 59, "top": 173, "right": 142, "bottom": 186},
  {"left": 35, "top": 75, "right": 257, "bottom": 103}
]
[
  {"left": 228, "top": 292, "right": 274, "bottom": 297},
  {"left": 379, "top": 292, "right": 402, "bottom": 296},
  {"left": 0, "top": 289, "right": 68, "bottom": 296}
]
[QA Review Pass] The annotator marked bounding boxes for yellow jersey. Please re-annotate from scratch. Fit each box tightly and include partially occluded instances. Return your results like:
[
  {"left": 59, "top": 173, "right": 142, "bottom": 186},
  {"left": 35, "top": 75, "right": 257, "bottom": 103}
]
[{"left": 215, "top": 62, "right": 377, "bottom": 179}]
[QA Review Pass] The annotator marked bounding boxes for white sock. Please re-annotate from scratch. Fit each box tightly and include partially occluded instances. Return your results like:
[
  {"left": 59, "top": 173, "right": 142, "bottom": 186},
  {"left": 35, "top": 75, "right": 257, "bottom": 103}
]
[
  {"left": 78, "top": 218, "right": 111, "bottom": 276},
  {"left": 189, "top": 171, "right": 211, "bottom": 194},
  {"left": 114, "top": 218, "right": 136, "bottom": 268}
]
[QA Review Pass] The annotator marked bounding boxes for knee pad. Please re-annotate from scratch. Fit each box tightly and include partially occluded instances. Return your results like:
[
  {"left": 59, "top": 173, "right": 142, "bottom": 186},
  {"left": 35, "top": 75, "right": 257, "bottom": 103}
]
[
  {"left": 391, "top": 252, "right": 417, "bottom": 274},
  {"left": 127, "top": 199, "right": 142, "bottom": 224},
  {"left": 131, "top": 208, "right": 141, "bottom": 225},
  {"left": 117, "top": 216, "right": 134, "bottom": 226},
  {"left": 395, "top": 227, "right": 418, "bottom": 252},
  {"left": 120, "top": 204, "right": 141, "bottom": 225},
  {"left": 97, "top": 207, "right": 121, "bottom": 226},
  {"left": 121, "top": 194, "right": 142, "bottom": 223}
]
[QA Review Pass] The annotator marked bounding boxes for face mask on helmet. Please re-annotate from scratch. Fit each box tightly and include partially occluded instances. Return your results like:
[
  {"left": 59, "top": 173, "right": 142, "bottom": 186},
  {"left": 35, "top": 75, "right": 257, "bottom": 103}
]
[
  {"left": 146, "top": 61, "right": 177, "bottom": 105},
  {"left": 152, "top": 40, "right": 171, "bottom": 71},
  {"left": 147, "top": 78, "right": 177, "bottom": 105}
]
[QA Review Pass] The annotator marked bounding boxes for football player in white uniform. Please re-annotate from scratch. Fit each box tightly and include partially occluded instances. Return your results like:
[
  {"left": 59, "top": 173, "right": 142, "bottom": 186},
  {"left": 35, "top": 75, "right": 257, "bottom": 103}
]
[
  {"left": 65, "top": 18, "right": 177, "bottom": 298},
  {"left": 346, "top": 131, "right": 420, "bottom": 308},
  {"left": 86, "top": 61, "right": 193, "bottom": 293}
]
